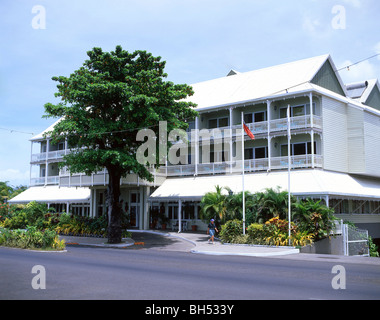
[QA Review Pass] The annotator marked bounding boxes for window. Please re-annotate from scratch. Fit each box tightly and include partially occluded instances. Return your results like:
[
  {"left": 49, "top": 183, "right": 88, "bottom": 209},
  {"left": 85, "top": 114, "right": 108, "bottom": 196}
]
[
  {"left": 208, "top": 117, "right": 229, "bottom": 129},
  {"left": 244, "top": 111, "right": 266, "bottom": 124},
  {"left": 245, "top": 147, "right": 267, "bottom": 160},
  {"left": 293, "top": 106, "right": 305, "bottom": 117},
  {"left": 255, "top": 147, "right": 267, "bottom": 159},
  {"left": 280, "top": 103, "right": 316, "bottom": 118},
  {"left": 244, "top": 113, "right": 253, "bottom": 124},
  {"left": 168, "top": 203, "right": 178, "bottom": 220},
  {"left": 293, "top": 143, "right": 306, "bottom": 155},
  {"left": 131, "top": 192, "right": 140, "bottom": 203},
  {"left": 281, "top": 142, "right": 317, "bottom": 156}
]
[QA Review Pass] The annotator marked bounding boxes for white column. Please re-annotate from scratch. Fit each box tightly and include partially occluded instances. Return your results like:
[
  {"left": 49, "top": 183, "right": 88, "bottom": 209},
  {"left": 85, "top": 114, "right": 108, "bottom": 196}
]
[
  {"left": 229, "top": 107, "right": 233, "bottom": 173},
  {"left": 267, "top": 100, "right": 271, "bottom": 171},
  {"left": 287, "top": 105, "right": 292, "bottom": 245},
  {"left": 45, "top": 138, "right": 50, "bottom": 186},
  {"left": 30, "top": 141, "right": 33, "bottom": 186},
  {"left": 195, "top": 116, "right": 199, "bottom": 176},
  {"left": 309, "top": 93, "right": 315, "bottom": 168}
]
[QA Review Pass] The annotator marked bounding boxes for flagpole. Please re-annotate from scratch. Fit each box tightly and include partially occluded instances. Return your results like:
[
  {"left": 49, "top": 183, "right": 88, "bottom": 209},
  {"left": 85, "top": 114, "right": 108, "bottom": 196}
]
[
  {"left": 287, "top": 104, "right": 291, "bottom": 246},
  {"left": 241, "top": 112, "right": 246, "bottom": 235}
]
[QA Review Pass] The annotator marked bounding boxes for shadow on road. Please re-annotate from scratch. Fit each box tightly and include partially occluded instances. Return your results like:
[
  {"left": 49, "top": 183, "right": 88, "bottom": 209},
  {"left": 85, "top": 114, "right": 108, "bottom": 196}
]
[{"left": 128, "top": 232, "right": 194, "bottom": 251}]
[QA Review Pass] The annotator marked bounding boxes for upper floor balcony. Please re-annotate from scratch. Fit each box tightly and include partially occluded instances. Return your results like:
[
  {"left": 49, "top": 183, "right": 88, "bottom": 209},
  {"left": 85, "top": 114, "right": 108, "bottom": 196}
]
[
  {"left": 49, "top": 154, "right": 323, "bottom": 187},
  {"left": 183, "top": 114, "right": 322, "bottom": 143},
  {"left": 31, "top": 150, "right": 67, "bottom": 163},
  {"left": 157, "top": 154, "right": 323, "bottom": 177}
]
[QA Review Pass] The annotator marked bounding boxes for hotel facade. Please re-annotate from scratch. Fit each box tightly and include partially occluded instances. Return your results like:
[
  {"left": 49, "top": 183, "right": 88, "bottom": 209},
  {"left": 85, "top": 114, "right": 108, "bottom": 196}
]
[{"left": 10, "top": 54, "right": 380, "bottom": 240}]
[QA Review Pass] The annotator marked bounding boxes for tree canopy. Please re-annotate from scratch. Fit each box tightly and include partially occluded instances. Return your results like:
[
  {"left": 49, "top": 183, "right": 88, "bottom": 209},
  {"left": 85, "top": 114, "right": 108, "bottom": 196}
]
[{"left": 43, "top": 46, "right": 198, "bottom": 243}]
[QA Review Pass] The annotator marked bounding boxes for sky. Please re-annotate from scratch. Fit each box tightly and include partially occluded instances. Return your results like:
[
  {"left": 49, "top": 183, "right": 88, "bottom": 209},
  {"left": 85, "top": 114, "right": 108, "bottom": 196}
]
[{"left": 1, "top": 0, "right": 380, "bottom": 187}]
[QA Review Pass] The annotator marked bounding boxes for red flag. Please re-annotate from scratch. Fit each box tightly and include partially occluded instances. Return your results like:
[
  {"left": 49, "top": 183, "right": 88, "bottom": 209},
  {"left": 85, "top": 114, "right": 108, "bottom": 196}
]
[{"left": 243, "top": 122, "right": 255, "bottom": 140}]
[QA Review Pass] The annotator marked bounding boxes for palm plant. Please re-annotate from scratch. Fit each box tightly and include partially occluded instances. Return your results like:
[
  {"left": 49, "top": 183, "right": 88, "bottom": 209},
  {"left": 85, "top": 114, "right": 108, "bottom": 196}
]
[
  {"left": 200, "top": 185, "right": 228, "bottom": 224},
  {"left": 255, "top": 187, "right": 295, "bottom": 222}
]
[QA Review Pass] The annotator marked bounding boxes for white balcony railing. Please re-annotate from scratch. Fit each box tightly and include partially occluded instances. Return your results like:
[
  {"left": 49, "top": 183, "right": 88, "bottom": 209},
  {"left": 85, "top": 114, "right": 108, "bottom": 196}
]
[
  {"left": 31, "top": 149, "right": 72, "bottom": 163},
  {"left": 156, "top": 155, "right": 322, "bottom": 177},
  {"left": 55, "top": 154, "right": 323, "bottom": 187},
  {"left": 270, "top": 115, "right": 322, "bottom": 132},
  {"left": 30, "top": 176, "right": 60, "bottom": 186},
  {"left": 194, "top": 115, "right": 321, "bottom": 140}
]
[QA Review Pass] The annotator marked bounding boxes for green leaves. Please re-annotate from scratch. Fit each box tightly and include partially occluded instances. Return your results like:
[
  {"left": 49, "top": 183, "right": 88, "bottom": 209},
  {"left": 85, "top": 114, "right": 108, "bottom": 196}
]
[{"left": 43, "top": 45, "right": 198, "bottom": 181}]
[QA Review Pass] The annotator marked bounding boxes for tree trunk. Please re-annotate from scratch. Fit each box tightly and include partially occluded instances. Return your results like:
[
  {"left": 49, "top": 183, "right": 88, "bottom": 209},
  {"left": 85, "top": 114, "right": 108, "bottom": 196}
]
[{"left": 107, "top": 169, "right": 123, "bottom": 244}]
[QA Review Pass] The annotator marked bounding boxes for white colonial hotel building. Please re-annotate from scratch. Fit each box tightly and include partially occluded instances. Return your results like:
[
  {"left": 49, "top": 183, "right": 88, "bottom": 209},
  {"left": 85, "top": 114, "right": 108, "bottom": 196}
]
[{"left": 10, "top": 54, "right": 380, "bottom": 241}]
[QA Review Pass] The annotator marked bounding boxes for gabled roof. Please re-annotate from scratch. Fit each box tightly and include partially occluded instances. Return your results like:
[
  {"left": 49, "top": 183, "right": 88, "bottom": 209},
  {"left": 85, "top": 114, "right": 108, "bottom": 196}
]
[{"left": 186, "top": 54, "right": 348, "bottom": 110}]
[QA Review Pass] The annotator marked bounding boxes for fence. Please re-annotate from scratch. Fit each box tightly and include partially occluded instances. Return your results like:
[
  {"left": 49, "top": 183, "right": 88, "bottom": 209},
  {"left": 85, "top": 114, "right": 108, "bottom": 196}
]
[{"left": 342, "top": 223, "right": 370, "bottom": 257}]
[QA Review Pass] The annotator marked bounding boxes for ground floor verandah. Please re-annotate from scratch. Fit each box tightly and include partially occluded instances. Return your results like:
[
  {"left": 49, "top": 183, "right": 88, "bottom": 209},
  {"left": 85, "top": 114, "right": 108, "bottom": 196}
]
[
  {"left": 8, "top": 169, "right": 380, "bottom": 238},
  {"left": 149, "top": 169, "right": 380, "bottom": 237}
]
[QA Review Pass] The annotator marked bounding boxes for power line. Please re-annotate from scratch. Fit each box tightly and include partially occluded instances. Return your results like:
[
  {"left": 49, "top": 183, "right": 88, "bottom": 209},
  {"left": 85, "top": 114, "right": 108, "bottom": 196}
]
[
  {"left": 0, "top": 127, "right": 35, "bottom": 135},
  {"left": 335, "top": 53, "right": 380, "bottom": 72},
  {"left": 4, "top": 53, "right": 379, "bottom": 139}
]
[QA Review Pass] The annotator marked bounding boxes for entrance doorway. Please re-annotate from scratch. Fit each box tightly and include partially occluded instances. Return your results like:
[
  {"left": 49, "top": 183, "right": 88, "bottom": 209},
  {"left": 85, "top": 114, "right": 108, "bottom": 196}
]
[{"left": 129, "top": 191, "right": 140, "bottom": 228}]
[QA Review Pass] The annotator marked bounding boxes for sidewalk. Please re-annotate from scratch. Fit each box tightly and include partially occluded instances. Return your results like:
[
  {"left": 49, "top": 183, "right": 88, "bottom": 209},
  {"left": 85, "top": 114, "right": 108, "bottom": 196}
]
[
  {"left": 62, "top": 230, "right": 298, "bottom": 256},
  {"left": 60, "top": 231, "right": 380, "bottom": 265}
]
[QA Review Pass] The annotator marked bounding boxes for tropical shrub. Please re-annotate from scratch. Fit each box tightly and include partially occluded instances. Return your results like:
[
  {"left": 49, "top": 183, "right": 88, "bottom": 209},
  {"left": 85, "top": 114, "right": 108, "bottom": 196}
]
[
  {"left": 368, "top": 236, "right": 380, "bottom": 257},
  {"left": 221, "top": 217, "right": 314, "bottom": 247},
  {"left": 219, "top": 219, "right": 243, "bottom": 243},
  {"left": 246, "top": 223, "right": 265, "bottom": 244},
  {"left": 0, "top": 201, "right": 55, "bottom": 230},
  {"left": 55, "top": 215, "right": 108, "bottom": 237},
  {"left": 0, "top": 227, "right": 65, "bottom": 250},
  {"left": 293, "top": 199, "right": 336, "bottom": 241}
]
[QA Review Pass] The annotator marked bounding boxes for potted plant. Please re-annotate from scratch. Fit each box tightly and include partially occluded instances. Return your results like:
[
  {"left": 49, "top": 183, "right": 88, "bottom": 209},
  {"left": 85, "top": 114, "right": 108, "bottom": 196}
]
[{"left": 191, "top": 220, "right": 198, "bottom": 232}]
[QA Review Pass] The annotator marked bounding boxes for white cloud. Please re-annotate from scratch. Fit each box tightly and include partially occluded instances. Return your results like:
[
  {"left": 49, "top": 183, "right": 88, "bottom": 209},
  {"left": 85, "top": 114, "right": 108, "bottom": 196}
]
[{"left": 302, "top": 16, "right": 321, "bottom": 34}]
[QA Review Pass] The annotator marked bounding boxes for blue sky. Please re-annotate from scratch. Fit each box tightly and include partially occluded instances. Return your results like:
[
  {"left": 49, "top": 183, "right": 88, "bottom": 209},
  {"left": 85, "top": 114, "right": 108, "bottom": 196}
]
[{"left": 1, "top": 0, "right": 380, "bottom": 187}]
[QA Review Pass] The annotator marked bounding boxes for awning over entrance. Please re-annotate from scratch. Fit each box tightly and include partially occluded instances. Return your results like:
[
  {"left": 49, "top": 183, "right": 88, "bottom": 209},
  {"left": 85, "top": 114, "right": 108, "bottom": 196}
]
[
  {"left": 149, "top": 169, "right": 380, "bottom": 201},
  {"left": 8, "top": 186, "right": 91, "bottom": 204}
]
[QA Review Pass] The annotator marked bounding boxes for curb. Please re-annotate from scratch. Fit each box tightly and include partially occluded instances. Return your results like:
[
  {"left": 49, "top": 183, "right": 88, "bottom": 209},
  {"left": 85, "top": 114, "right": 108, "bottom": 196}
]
[{"left": 190, "top": 247, "right": 300, "bottom": 257}]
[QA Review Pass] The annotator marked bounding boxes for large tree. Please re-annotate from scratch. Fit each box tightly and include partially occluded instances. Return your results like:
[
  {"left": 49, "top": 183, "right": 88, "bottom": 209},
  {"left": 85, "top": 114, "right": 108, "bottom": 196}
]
[{"left": 44, "top": 46, "right": 198, "bottom": 243}]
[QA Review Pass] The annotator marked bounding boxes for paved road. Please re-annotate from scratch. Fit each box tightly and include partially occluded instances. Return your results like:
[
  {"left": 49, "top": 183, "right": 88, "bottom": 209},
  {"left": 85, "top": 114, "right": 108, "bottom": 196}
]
[{"left": 1, "top": 232, "right": 379, "bottom": 301}]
